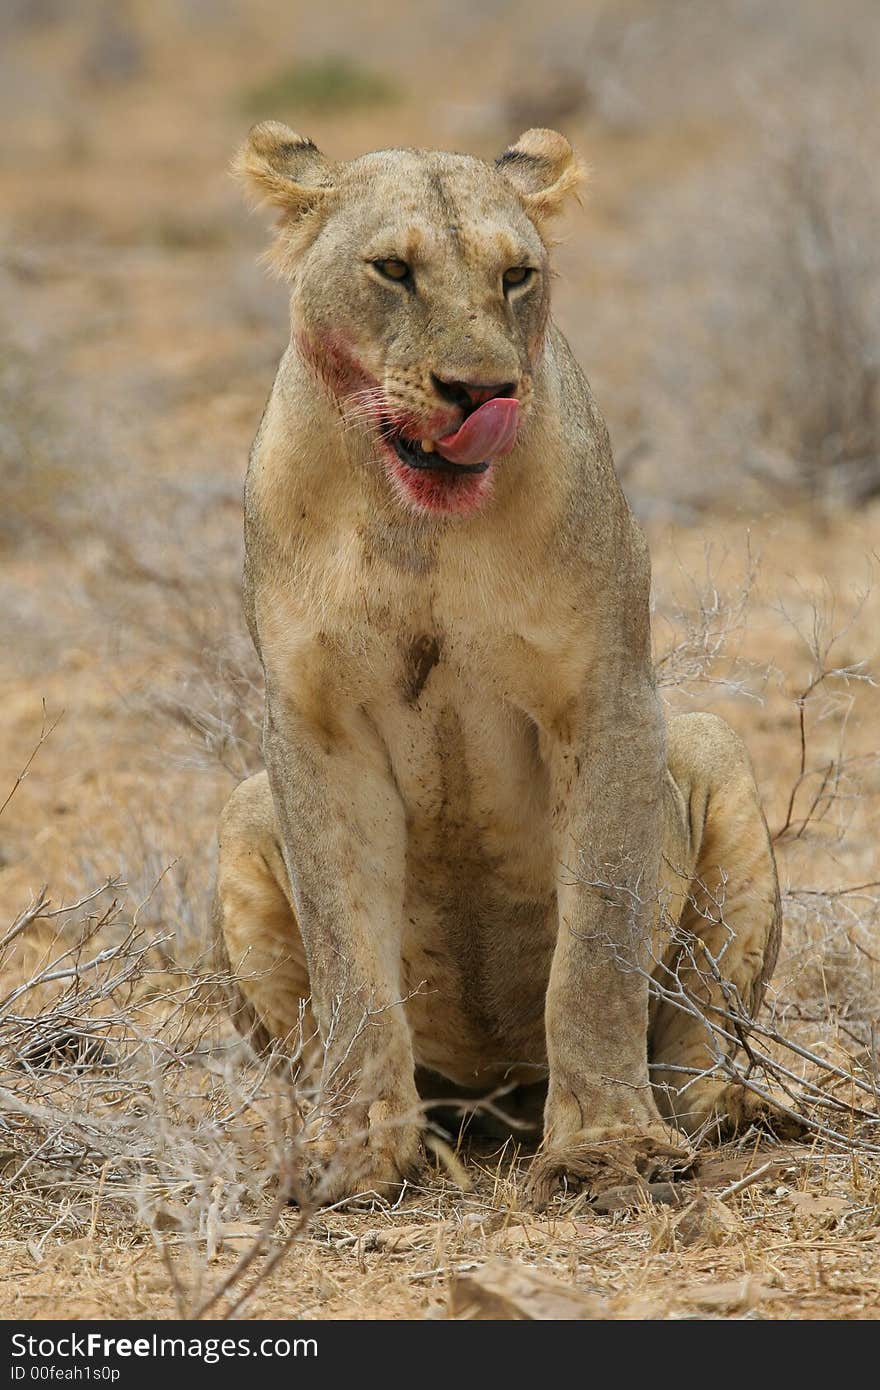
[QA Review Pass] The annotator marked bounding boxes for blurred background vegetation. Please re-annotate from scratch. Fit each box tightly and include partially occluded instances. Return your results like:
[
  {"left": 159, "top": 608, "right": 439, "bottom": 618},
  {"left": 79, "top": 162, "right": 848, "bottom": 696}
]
[{"left": 1, "top": 0, "right": 879, "bottom": 925}]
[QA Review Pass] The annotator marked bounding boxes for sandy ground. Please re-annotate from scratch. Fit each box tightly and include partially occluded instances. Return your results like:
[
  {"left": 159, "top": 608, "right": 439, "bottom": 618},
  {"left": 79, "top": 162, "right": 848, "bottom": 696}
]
[{"left": 1, "top": 1, "right": 880, "bottom": 1320}]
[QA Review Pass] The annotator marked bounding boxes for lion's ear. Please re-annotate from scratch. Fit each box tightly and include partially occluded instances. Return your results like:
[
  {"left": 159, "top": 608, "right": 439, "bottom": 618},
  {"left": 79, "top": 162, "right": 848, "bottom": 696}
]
[
  {"left": 495, "top": 128, "right": 584, "bottom": 223},
  {"left": 233, "top": 121, "right": 335, "bottom": 217}
]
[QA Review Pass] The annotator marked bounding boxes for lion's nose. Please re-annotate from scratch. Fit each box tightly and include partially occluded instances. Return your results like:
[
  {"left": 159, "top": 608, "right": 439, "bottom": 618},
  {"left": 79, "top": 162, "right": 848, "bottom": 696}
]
[{"left": 430, "top": 375, "right": 517, "bottom": 413}]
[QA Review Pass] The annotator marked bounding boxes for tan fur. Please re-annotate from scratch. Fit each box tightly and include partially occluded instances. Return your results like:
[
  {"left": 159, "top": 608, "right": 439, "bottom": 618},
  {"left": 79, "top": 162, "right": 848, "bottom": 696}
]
[{"left": 213, "top": 125, "right": 785, "bottom": 1204}]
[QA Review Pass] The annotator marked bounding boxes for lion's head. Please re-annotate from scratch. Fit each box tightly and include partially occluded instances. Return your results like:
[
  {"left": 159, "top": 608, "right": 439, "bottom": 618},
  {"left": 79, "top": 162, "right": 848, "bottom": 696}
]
[{"left": 236, "top": 125, "right": 583, "bottom": 517}]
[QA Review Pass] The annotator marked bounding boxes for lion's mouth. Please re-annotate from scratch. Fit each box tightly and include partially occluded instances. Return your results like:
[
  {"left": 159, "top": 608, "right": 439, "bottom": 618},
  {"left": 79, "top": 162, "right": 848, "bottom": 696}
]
[
  {"left": 389, "top": 431, "right": 491, "bottom": 476},
  {"left": 379, "top": 396, "right": 520, "bottom": 516},
  {"left": 386, "top": 395, "right": 520, "bottom": 472}
]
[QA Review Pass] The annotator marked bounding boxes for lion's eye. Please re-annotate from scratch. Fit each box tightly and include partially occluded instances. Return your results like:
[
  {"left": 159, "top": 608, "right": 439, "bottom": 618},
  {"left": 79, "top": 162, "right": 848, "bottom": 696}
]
[
  {"left": 373, "top": 259, "right": 411, "bottom": 283},
  {"left": 503, "top": 266, "right": 533, "bottom": 292}
]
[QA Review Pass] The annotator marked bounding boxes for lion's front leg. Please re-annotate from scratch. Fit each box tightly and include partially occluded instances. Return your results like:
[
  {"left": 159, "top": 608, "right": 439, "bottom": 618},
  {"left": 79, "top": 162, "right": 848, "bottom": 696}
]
[
  {"left": 531, "top": 684, "right": 692, "bottom": 1208},
  {"left": 262, "top": 693, "right": 423, "bottom": 1205}
]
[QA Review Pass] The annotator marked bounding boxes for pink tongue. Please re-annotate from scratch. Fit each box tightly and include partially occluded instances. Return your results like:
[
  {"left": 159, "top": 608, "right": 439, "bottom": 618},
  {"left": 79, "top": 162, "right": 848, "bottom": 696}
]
[{"left": 435, "top": 397, "right": 520, "bottom": 466}]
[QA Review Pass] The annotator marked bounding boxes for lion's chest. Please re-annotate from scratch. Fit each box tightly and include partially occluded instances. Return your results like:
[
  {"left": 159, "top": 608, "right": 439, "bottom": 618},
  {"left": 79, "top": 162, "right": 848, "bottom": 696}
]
[{"left": 366, "top": 632, "right": 560, "bottom": 1084}]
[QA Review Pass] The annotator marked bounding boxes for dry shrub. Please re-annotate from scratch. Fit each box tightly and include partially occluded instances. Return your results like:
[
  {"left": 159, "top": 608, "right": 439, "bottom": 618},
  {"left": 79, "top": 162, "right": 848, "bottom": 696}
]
[
  {"left": 651, "top": 551, "right": 880, "bottom": 1148},
  {"left": 0, "top": 873, "right": 288, "bottom": 1311}
]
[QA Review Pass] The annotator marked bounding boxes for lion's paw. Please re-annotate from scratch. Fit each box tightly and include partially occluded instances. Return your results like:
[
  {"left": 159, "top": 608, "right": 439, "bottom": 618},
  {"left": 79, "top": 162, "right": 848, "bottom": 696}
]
[
  {"left": 700, "top": 1084, "right": 807, "bottom": 1143},
  {"left": 290, "top": 1123, "right": 424, "bottom": 1209},
  {"left": 528, "top": 1124, "right": 694, "bottom": 1211}
]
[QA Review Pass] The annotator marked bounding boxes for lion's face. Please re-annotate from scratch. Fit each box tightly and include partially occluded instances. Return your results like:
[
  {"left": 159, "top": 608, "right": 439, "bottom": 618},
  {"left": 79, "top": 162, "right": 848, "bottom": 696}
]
[
  {"left": 238, "top": 126, "right": 582, "bottom": 517},
  {"left": 296, "top": 152, "right": 549, "bottom": 517}
]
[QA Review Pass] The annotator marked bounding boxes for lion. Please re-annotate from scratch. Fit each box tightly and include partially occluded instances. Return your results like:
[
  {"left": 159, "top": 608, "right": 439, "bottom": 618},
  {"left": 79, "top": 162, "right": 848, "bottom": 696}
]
[{"left": 212, "top": 122, "right": 789, "bottom": 1206}]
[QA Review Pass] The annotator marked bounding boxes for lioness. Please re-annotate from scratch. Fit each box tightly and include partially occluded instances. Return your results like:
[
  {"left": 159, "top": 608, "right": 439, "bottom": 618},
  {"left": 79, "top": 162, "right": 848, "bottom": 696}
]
[{"left": 214, "top": 123, "right": 784, "bottom": 1205}]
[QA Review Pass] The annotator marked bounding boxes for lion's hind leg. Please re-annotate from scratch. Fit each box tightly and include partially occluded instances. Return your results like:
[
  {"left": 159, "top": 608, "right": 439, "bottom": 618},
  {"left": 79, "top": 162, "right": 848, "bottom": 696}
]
[{"left": 650, "top": 714, "right": 798, "bottom": 1140}]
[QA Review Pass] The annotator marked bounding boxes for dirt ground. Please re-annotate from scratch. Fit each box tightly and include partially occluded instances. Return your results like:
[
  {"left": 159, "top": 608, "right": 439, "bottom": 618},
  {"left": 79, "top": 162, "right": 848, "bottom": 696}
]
[{"left": 1, "top": 1, "right": 880, "bottom": 1320}]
